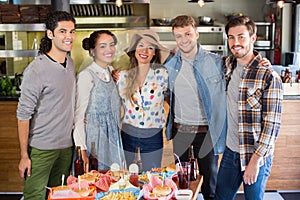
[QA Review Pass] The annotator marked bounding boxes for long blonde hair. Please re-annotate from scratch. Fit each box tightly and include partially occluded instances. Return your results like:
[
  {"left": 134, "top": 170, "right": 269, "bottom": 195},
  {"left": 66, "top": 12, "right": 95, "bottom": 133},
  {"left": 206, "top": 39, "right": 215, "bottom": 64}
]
[{"left": 124, "top": 39, "right": 162, "bottom": 101}]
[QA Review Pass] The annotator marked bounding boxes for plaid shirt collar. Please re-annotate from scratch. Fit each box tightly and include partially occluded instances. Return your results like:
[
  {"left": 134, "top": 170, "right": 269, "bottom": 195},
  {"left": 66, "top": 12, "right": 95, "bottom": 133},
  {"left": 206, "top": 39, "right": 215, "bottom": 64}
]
[{"left": 225, "top": 50, "right": 262, "bottom": 90}]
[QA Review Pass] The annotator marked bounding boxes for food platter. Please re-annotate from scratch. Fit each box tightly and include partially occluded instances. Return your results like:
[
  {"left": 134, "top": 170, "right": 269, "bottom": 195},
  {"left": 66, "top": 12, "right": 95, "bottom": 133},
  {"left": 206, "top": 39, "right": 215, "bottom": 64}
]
[
  {"left": 95, "top": 188, "right": 140, "bottom": 200},
  {"left": 46, "top": 165, "right": 196, "bottom": 200}
]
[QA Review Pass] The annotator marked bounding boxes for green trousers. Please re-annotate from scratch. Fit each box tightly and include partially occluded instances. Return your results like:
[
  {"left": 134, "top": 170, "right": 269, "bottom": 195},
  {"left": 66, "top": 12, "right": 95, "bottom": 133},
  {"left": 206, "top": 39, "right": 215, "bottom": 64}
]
[{"left": 23, "top": 147, "right": 73, "bottom": 200}]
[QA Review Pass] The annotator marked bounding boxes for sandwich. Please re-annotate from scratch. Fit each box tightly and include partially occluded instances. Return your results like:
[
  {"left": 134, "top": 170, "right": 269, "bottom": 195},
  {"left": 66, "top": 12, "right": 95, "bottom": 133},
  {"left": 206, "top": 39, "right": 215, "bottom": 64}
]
[
  {"left": 80, "top": 172, "right": 99, "bottom": 184},
  {"left": 52, "top": 185, "right": 71, "bottom": 192},
  {"left": 152, "top": 184, "right": 172, "bottom": 197},
  {"left": 73, "top": 187, "right": 91, "bottom": 197}
]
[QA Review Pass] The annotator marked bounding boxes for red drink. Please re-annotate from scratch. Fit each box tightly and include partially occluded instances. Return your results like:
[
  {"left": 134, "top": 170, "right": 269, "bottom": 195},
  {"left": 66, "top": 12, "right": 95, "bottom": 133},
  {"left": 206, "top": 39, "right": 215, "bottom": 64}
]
[
  {"left": 129, "top": 173, "right": 139, "bottom": 187},
  {"left": 74, "top": 146, "right": 84, "bottom": 177},
  {"left": 89, "top": 155, "right": 98, "bottom": 171},
  {"left": 177, "top": 162, "right": 191, "bottom": 189},
  {"left": 178, "top": 171, "right": 190, "bottom": 189},
  {"left": 89, "top": 142, "right": 98, "bottom": 170}
]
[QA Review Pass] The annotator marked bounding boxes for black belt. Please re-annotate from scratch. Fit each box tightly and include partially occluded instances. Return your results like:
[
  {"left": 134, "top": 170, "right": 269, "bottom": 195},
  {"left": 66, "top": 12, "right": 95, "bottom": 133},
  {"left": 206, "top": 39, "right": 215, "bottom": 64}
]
[{"left": 173, "top": 122, "right": 208, "bottom": 134}]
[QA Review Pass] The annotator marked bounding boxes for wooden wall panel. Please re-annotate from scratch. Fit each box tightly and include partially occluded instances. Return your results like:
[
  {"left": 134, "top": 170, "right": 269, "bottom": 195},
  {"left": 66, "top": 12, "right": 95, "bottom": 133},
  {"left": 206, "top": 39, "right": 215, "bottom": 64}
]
[
  {"left": 0, "top": 99, "right": 299, "bottom": 192},
  {"left": 0, "top": 101, "right": 24, "bottom": 192},
  {"left": 266, "top": 100, "right": 300, "bottom": 191}
]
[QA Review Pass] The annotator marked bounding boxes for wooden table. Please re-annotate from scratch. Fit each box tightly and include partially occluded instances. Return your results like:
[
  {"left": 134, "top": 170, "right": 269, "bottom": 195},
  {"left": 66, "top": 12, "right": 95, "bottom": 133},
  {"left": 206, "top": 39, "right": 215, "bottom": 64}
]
[{"left": 190, "top": 175, "right": 203, "bottom": 200}]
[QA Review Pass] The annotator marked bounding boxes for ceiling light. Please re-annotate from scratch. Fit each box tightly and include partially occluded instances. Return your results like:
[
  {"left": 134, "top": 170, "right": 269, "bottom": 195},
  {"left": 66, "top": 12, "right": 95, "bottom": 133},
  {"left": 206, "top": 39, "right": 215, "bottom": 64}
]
[
  {"left": 277, "top": 0, "right": 284, "bottom": 8},
  {"left": 198, "top": 0, "right": 204, "bottom": 7},
  {"left": 266, "top": 0, "right": 296, "bottom": 9},
  {"left": 116, "top": 0, "right": 123, "bottom": 7}
]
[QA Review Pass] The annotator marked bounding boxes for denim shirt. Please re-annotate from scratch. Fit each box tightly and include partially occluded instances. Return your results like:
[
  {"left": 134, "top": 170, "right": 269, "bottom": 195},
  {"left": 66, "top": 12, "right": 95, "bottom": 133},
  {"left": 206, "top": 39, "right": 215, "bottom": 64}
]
[{"left": 164, "top": 45, "right": 227, "bottom": 154}]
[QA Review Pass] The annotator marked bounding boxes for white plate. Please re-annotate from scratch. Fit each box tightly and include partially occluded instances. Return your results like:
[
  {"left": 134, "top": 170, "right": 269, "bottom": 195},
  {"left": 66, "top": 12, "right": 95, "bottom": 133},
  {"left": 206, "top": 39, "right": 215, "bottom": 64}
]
[
  {"left": 175, "top": 189, "right": 193, "bottom": 200},
  {"left": 255, "top": 40, "right": 271, "bottom": 47}
]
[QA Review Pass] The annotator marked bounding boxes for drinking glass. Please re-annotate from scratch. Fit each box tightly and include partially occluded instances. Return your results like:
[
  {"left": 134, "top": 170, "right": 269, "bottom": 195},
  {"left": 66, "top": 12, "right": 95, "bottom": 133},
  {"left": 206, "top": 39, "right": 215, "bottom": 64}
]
[{"left": 177, "top": 162, "right": 191, "bottom": 189}]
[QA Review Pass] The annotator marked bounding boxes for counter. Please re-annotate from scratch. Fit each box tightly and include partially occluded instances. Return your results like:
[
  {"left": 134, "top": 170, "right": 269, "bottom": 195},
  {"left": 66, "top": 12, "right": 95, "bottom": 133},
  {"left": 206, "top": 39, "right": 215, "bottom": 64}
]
[
  {"left": 0, "top": 95, "right": 19, "bottom": 101},
  {"left": 0, "top": 101, "right": 23, "bottom": 192},
  {"left": 266, "top": 99, "right": 300, "bottom": 190},
  {"left": 0, "top": 97, "right": 299, "bottom": 192}
]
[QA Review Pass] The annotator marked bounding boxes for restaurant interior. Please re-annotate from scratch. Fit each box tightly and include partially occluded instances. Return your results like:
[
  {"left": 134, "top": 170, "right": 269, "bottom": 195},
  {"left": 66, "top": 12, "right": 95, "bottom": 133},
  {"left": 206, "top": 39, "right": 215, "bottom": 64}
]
[{"left": 0, "top": 0, "right": 299, "bottom": 199}]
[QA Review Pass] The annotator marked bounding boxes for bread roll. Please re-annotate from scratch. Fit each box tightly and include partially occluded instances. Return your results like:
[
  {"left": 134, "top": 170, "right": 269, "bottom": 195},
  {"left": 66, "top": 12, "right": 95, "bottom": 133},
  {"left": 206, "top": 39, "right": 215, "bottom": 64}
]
[
  {"left": 152, "top": 184, "right": 172, "bottom": 197},
  {"left": 73, "top": 188, "right": 90, "bottom": 197}
]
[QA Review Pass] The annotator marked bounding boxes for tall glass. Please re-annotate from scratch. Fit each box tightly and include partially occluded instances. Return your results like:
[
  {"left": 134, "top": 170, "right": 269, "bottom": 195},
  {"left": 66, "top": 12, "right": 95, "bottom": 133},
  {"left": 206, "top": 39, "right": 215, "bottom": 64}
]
[{"left": 177, "top": 162, "right": 191, "bottom": 189}]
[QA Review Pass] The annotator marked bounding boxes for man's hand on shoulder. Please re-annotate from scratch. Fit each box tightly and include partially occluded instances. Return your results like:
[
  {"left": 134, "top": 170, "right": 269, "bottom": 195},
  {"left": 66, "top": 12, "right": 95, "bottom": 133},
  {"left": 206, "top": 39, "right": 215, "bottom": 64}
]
[{"left": 259, "top": 57, "right": 272, "bottom": 67}]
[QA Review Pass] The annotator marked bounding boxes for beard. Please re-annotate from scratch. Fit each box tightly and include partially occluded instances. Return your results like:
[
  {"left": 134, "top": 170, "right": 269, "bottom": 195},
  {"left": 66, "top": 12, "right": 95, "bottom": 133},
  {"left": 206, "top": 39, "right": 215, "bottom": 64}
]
[{"left": 231, "top": 43, "right": 252, "bottom": 59}]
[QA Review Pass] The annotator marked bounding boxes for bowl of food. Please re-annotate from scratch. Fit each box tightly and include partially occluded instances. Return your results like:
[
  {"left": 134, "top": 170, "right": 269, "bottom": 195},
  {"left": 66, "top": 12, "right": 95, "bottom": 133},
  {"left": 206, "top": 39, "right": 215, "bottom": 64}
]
[
  {"left": 198, "top": 16, "right": 214, "bottom": 25},
  {"left": 225, "top": 13, "right": 243, "bottom": 21},
  {"left": 152, "top": 18, "right": 173, "bottom": 26}
]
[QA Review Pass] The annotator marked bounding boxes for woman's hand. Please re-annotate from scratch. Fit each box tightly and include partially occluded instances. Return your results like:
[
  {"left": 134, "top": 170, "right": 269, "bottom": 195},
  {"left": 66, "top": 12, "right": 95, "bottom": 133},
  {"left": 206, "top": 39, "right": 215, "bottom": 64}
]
[
  {"left": 81, "top": 150, "right": 89, "bottom": 173},
  {"left": 112, "top": 69, "right": 120, "bottom": 82}
]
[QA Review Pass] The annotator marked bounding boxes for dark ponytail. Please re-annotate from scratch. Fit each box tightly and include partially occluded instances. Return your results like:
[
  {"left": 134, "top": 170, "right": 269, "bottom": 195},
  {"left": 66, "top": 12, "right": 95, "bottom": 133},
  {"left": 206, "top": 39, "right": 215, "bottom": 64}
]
[{"left": 39, "top": 11, "right": 75, "bottom": 54}]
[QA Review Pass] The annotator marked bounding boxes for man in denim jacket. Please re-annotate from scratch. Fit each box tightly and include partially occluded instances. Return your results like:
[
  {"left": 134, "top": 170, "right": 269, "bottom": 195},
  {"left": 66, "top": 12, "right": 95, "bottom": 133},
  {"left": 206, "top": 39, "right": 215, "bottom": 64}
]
[{"left": 164, "top": 15, "right": 227, "bottom": 200}]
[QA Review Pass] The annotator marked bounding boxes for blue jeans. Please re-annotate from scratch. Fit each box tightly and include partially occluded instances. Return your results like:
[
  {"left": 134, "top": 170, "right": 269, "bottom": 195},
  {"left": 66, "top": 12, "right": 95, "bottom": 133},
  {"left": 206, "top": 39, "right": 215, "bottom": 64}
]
[
  {"left": 121, "top": 128, "right": 163, "bottom": 171},
  {"left": 215, "top": 147, "right": 273, "bottom": 200}
]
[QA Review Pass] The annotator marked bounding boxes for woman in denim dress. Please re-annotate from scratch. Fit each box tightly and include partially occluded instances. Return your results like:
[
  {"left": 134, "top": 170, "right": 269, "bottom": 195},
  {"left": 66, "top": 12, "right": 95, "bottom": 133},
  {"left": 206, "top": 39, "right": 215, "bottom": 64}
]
[{"left": 73, "top": 30, "right": 125, "bottom": 170}]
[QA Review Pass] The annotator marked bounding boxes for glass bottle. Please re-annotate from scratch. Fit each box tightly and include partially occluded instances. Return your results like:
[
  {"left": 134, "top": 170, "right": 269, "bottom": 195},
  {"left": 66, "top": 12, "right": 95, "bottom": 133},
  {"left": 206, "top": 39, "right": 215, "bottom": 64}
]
[
  {"left": 133, "top": 146, "right": 143, "bottom": 174},
  {"left": 188, "top": 145, "right": 197, "bottom": 181},
  {"left": 74, "top": 146, "right": 84, "bottom": 177},
  {"left": 129, "top": 163, "right": 139, "bottom": 187},
  {"left": 89, "top": 142, "right": 98, "bottom": 171}
]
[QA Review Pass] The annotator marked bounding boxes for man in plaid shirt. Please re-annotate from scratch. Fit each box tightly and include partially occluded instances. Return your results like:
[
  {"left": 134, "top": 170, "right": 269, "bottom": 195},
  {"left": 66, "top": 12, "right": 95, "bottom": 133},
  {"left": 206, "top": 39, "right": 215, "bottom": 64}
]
[{"left": 216, "top": 16, "right": 283, "bottom": 200}]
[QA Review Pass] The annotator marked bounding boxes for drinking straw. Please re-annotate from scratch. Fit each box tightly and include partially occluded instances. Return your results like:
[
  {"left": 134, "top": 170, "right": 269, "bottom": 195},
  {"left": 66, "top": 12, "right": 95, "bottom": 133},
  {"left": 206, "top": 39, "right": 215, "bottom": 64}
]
[
  {"left": 78, "top": 175, "right": 81, "bottom": 190},
  {"left": 61, "top": 174, "right": 65, "bottom": 187},
  {"left": 173, "top": 153, "right": 184, "bottom": 172},
  {"left": 86, "top": 163, "right": 89, "bottom": 173}
]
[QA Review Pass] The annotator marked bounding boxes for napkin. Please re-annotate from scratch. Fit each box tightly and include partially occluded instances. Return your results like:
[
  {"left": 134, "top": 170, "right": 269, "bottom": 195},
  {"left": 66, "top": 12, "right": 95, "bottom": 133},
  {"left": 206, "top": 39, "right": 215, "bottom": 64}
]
[
  {"left": 109, "top": 179, "right": 138, "bottom": 190},
  {"left": 50, "top": 190, "right": 82, "bottom": 198},
  {"left": 142, "top": 173, "right": 178, "bottom": 200}
]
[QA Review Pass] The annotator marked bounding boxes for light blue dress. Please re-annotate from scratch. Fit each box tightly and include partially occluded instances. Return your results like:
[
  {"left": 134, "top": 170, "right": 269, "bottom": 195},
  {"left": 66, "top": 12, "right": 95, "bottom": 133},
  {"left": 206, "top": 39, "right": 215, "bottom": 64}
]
[{"left": 85, "top": 69, "right": 125, "bottom": 170}]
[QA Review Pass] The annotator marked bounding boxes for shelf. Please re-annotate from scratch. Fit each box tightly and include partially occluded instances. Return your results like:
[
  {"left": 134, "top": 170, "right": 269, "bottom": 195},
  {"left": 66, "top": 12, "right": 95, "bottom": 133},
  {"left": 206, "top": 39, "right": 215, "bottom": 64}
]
[
  {"left": 75, "top": 16, "right": 147, "bottom": 24},
  {"left": 254, "top": 22, "right": 275, "bottom": 50},
  {"left": 255, "top": 22, "right": 273, "bottom": 26},
  {"left": 150, "top": 26, "right": 225, "bottom": 33},
  {"left": 151, "top": 25, "right": 227, "bottom": 55},
  {"left": 0, "top": 24, "right": 45, "bottom": 32},
  {"left": 201, "top": 45, "right": 226, "bottom": 51},
  {"left": 160, "top": 41, "right": 226, "bottom": 52},
  {"left": 0, "top": 50, "right": 38, "bottom": 58},
  {"left": 0, "top": 17, "right": 148, "bottom": 31},
  {"left": 197, "top": 26, "right": 224, "bottom": 32}
]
